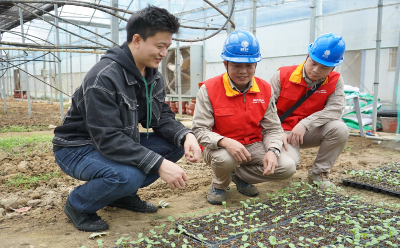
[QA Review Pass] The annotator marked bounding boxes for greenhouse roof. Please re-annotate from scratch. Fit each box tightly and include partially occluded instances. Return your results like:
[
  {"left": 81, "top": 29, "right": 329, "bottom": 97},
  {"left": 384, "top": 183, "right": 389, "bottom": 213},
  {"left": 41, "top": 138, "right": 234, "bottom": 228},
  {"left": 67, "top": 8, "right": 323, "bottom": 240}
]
[{"left": 0, "top": 2, "right": 56, "bottom": 33}]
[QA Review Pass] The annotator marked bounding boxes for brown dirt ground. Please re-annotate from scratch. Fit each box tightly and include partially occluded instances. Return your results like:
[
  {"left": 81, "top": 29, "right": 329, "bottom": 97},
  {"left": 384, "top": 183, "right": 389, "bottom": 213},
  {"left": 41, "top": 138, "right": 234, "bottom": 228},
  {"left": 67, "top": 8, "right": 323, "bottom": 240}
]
[{"left": 0, "top": 99, "right": 400, "bottom": 248}]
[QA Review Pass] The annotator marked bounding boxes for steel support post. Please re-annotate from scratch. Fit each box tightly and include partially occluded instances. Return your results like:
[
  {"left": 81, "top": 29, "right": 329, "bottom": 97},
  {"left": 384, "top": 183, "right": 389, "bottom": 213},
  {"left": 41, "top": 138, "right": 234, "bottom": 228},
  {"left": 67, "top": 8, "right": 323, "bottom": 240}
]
[
  {"left": 33, "top": 52, "right": 37, "bottom": 101},
  {"left": 372, "top": 0, "right": 383, "bottom": 132},
  {"left": 176, "top": 32, "right": 182, "bottom": 116},
  {"left": 227, "top": 0, "right": 235, "bottom": 34},
  {"left": 70, "top": 34, "right": 73, "bottom": 98},
  {"left": 309, "top": 0, "right": 317, "bottom": 43},
  {"left": 392, "top": 17, "right": 400, "bottom": 110},
  {"left": 55, "top": 4, "right": 64, "bottom": 119},
  {"left": 19, "top": 7, "right": 32, "bottom": 117},
  {"left": 252, "top": 0, "right": 256, "bottom": 36},
  {"left": 110, "top": 0, "right": 119, "bottom": 46},
  {"left": 0, "top": 36, "right": 7, "bottom": 113}
]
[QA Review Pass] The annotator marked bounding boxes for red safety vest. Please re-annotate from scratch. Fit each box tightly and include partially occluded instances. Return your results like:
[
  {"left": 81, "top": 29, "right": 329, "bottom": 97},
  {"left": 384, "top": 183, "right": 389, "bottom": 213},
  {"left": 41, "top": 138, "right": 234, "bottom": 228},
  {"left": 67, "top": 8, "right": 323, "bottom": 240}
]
[
  {"left": 204, "top": 73, "right": 271, "bottom": 145},
  {"left": 276, "top": 62, "right": 340, "bottom": 131}
]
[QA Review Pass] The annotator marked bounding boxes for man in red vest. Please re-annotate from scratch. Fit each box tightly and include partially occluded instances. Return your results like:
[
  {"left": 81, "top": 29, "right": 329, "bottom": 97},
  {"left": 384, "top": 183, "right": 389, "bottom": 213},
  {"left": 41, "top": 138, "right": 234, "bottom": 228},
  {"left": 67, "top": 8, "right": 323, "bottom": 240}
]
[
  {"left": 192, "top": 30, "right": 296, "bottom": 205},
  {"left": 270, "top": 33, "right": 349, "bottom": 190}
]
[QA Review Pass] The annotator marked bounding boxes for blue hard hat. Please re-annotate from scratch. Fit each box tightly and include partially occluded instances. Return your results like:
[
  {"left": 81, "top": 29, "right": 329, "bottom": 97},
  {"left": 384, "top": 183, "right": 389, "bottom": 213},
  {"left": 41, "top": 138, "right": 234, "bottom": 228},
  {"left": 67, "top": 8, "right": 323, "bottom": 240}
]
[
  {"left": 221, "top": 30, "right": 261, "bottom": 63},
  {"left": 308, "top": 33, "right": 345, "bottom": 67}
]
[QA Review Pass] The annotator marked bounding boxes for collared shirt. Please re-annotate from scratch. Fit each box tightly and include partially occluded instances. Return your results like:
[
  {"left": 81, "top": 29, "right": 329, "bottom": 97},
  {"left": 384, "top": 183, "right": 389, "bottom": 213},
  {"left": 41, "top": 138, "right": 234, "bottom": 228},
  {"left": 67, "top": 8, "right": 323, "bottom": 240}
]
[
  {"left": 269, "top": 67, "right": 346, "bottom": 130},
  {"left": 192, "top": 75, "right": 283, "bottom": 151}
]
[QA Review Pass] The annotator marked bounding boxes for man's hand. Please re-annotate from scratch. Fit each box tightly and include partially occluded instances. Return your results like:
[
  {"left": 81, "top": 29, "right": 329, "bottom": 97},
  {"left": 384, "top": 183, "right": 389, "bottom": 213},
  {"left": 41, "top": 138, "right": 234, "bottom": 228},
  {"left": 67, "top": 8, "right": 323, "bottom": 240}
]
[
  {"left": 218, "top": 137, "right": 251, "bottom": 162},
  {"left": 158, "top": 159, "right": 188, "bottom": 189},
  {"left": 282, "top": 132, "right": 289, "bottom": 151},
  {"left": 183, "top": 133, "right": 201, "bottom": 163},
  {"left": 287, "top": 123, "right": 307, "bottom": 147},
  {"left": 262, "top": 151, "right": 278, "bottom": 175}
]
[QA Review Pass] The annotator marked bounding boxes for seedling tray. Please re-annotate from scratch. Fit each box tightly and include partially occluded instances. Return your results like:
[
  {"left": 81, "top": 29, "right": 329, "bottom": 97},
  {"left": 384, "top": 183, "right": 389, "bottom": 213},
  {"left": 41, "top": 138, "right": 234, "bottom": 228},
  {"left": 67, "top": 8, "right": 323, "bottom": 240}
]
[
  {"left": 341, "top": 179, "right": 400, "bottom": 197},
  {"left": 117, "top": 183, "right": 400, "bottom": 247},
  {"left": 112, "top": 232, "right": 209, "bottom": 248},
  {"left": 175, "top": 191, "right": 350, "bottom": 247}
]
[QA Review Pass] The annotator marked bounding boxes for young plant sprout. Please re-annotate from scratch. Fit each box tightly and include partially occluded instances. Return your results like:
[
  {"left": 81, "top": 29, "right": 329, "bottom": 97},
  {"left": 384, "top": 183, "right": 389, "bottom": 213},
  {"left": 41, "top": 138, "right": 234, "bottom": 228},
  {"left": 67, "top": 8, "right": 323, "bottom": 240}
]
[
  {"left": 168, "top": 216, "right": 175, "bottom": 229},
  {"left": 196, "top": 234, "right": 208, "bottom": 248},
  {"left": 215, "top": 237, "right": 228, "bottom": 247}
]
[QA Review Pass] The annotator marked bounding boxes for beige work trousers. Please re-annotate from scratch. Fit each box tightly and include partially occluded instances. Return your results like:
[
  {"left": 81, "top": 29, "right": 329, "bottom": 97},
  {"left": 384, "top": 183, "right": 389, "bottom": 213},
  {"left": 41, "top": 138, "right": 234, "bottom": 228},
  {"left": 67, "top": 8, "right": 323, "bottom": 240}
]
[
  {"left": 202, "top": 141, "right": 296, "bottom": 190},
  {"left": 282, "top": 120, "right": 349, "bottom": 175}
]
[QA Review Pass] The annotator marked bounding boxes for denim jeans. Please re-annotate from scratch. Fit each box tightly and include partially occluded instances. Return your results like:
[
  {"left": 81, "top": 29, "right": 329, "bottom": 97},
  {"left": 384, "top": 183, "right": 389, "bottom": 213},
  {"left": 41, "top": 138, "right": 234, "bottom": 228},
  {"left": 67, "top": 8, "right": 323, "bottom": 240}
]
[{"left": 54, "top": 132, "right": 184, "bottom": 213}]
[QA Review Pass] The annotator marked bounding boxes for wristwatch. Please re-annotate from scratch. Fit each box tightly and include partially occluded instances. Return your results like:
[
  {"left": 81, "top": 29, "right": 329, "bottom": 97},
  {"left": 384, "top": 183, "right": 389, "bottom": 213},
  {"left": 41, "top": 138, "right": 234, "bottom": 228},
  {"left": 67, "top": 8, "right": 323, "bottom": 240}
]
[{"left": 267, "top": 148, "right": 280, "bottom": 158}]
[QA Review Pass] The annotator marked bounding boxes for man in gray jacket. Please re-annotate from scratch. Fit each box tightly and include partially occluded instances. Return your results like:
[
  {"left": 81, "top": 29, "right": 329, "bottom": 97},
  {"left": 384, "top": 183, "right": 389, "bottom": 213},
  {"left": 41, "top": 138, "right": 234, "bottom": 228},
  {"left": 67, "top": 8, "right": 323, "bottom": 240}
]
[{"left": 53, "top": 6, "right": 200, "bottom": 232}]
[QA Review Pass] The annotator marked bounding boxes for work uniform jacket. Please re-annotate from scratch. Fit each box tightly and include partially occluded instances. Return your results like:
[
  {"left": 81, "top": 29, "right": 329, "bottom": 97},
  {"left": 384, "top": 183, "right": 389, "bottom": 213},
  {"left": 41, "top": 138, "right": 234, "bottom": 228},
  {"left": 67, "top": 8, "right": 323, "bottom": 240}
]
[
  {"left": 52, "top": 42, "right": 192, "bottom": 174},
  {"left": 192, "top": 73, "right": 283, "bottom": 151},
  {"left": 271, "top": 61, "right": 346, "bottom": 131}
]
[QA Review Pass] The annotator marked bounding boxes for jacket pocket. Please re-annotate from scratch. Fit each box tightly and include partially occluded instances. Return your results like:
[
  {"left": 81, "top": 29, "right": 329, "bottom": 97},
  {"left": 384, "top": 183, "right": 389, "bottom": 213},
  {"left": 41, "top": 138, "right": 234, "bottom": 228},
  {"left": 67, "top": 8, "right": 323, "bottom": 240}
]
[
  {"left": 214, "top": 107, "right": 235, "bottom": 116},
  {"left": 279, "top": 91, "right": 299, "bottom": 101},
  {"left": 118, "top": 95, "right": 139, "bottom": 141},
  {"left": 213, "top": 107, "right": 239, "bottom": 130}
]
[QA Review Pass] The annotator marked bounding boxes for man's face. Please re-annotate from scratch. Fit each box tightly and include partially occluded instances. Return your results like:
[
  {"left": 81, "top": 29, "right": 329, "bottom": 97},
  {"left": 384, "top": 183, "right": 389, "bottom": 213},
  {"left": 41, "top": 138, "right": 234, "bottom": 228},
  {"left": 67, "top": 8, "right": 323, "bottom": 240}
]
[
  {"left": 223, "top": 61, "right": 256, "bottom": 91},
  {"left": 132, "top": 31, "right": 172, "bottom": 69},
  {"left": 304, "top": 56, "right": 334, "bottom": 81}
]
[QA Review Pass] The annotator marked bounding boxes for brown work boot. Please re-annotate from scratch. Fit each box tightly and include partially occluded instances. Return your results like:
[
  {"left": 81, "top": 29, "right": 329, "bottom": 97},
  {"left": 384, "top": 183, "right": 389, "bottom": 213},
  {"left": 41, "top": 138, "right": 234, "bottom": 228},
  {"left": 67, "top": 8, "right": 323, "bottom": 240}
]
[
  {"left": 308, "top": 170, "right": 336, "bottom": 190},
  {"left": 206, "top": 185, "right": 226, "bottom": 205},
  {"left": 231, "top": 173, "right": 259, "bottom": 197}
]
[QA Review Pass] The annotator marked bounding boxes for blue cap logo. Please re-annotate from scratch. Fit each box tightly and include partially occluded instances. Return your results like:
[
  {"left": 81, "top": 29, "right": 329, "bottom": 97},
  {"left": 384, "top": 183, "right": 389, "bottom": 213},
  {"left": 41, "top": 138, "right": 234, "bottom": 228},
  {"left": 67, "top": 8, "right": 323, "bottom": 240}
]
[
  {"left": 322, "top": 50, "right": 331, "bottom": 59},
  {"left": 240, "top": 40, "right": 249, "bottom": 52}
]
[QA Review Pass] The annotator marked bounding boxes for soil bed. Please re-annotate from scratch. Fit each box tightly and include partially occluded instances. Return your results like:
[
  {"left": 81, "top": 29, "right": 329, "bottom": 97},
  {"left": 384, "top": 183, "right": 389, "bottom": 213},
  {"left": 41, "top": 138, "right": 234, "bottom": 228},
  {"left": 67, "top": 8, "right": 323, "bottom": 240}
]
[{"left": 1, "top": 99, "right": 400, "bottom": 247}]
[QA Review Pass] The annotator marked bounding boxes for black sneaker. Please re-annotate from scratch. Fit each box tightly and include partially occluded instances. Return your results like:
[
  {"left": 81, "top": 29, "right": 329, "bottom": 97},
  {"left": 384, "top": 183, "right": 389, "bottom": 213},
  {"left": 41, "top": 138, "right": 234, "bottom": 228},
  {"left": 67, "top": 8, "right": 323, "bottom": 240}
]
[
  {"left": 64, "top": 198, "right": 109, "bottom": 232},
  {"left": 108, "top": 195, "right": 158, "bottom": 213},
  {"left": 231, "top": 173, "right": 259, "bottom": 197}
]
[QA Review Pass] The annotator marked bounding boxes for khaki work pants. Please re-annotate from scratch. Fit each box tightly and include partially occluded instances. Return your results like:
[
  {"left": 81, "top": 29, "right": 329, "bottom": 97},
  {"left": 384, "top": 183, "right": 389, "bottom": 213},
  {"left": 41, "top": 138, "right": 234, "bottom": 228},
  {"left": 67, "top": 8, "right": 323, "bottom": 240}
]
[
  {"left": 202, "top": 141, "right": 296, "bottom": 190},
  {"left": 282, "top": 120, "right": 349, "bottom": 175}
]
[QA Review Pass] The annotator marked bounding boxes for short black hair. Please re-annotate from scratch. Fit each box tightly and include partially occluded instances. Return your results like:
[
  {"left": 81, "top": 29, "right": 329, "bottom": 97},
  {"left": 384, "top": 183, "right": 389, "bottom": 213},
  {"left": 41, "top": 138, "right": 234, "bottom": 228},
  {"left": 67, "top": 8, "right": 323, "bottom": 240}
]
[{"left": 126, "top": 5, "right": 179, "bottom": 42}]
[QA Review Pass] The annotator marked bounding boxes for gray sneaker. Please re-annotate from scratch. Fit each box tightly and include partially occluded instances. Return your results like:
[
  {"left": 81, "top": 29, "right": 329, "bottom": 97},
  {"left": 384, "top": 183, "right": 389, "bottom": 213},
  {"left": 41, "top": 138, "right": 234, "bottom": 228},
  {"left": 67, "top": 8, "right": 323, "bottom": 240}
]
[
  {"left": 231, "top": 173, "right": 259, "bottom": 197},
  {"left": 206, "top": 185, "right": 226, "bottom": 205},
  {"left": 308, "top": 170, "right": 336, "bottom": 190}
]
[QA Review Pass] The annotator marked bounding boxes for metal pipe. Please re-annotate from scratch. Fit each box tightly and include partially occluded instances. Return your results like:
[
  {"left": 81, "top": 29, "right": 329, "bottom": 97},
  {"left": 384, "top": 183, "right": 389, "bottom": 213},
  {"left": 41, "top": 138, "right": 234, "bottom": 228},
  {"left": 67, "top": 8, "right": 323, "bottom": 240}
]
[
  {"left": 252, "top": 0, "right": 257, "bottom": 36},
  {"left": 15, "top": 3, "right": 106, "bottom": 48},
  {"left": 309, "top": 0, "right": 317, "bottom": 43},
  {"left": 0, "top": 41, "right": 107, "bottom": 50},
  {"left": 33, "top": 51, "right": 37, "bottom": 101},
  {"left": 19, "top": 7, "right": 32, "bottom": 117},
  {"left": 6, "top": 58, "right": 10, "bottom": 97},
  {"left": 49, "top": 53, "right": 53, "bottom": 103},
  {"left": 24, "top": 3, "right": 116, "bottom": 47},
  {"left": 79, "top": 29, "right": 82, "bottom": 85},
  {"left": 70, "top": 34, "right": 73, "bottom": 98},
  {"left": 227, "top": 0, "right": 235, "bottom": 34},
  {"left": 392, "top": 17, "right": 400, "bottom": 110},
  {"left": 110, "top": 0, "right": 119, "bottom": 46},
  {"left": 0, "top": 47, "right": 105, "bottom": 54},
  {"left": 203, "top": 0, "right": 235, "bottom": 29},
  {"left": 2, "top": 0, "right": 133, "bottom": 15},
  {"left": 43, "top": 52, "right": 46, "bottom": 100},
  {"left": 372, "top": 0, "right": 383, "bottom": 132},
  {"left": 96, "top": 28, "right": 99, "bottom": 62},
  {"left": 176, "top": 32, "right": 182, "bottom": 117},
  {"left": 55, "top": 4, "right": 64, "bottom": 119},
  {"left": 360, "top": 50, "right": 366, "bottom": 92},
  {"left": 0, "top": 36, "right": 7, "bottom": 113}
]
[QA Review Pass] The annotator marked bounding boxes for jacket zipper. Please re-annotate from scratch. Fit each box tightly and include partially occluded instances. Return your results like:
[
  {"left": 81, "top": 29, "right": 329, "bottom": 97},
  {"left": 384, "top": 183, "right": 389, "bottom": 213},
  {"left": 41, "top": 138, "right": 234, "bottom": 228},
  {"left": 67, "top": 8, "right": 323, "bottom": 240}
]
[{"left": 244, "top": 93, "right": 247, "bottom": 139}]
